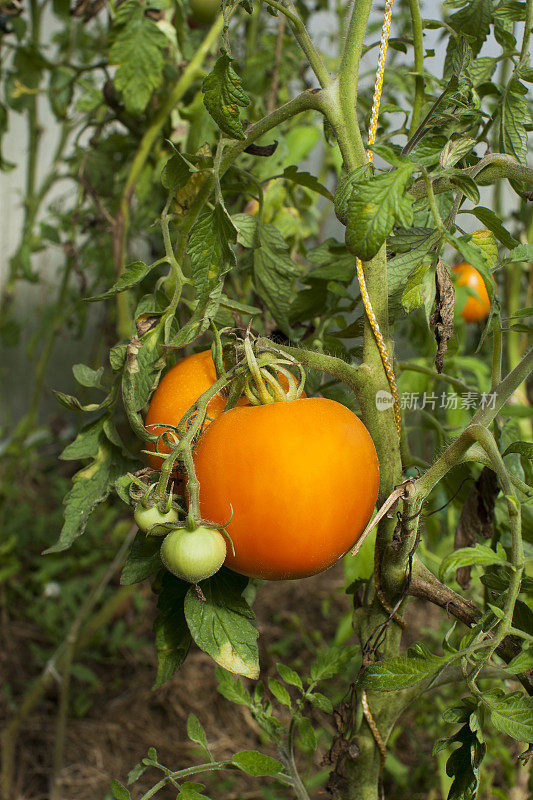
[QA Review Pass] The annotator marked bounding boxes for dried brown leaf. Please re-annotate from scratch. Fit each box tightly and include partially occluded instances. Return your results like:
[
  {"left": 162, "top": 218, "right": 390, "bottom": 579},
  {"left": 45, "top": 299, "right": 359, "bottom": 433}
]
[{"left": 430, "top": 260, "right": 455, "bottom": 373}]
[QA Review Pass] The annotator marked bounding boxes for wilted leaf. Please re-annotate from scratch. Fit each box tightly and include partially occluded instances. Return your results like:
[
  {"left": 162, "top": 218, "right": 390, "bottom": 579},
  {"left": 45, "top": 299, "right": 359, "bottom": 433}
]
[{"left": 430, "top": 260, "right": 455, "bottom": 372}]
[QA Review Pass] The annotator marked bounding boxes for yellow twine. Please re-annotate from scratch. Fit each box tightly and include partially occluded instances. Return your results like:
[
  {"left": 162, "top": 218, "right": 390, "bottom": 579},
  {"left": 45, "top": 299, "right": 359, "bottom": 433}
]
[
  {"left": 355, "top": 8, "right": 399, "bottom": 772},
  {"left": 356, "top": 0, "right": 401, "bottom": 440},
  {"left": 361, "top": 689, "right": 387, "bottom": 770}
]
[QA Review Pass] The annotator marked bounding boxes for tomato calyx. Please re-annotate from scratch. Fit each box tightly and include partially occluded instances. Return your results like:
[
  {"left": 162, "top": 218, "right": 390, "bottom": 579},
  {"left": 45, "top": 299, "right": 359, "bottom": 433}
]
[
  {"left": 160, "top": 524, "right": 229, "bottom": 583},
  {"left": 133, "top": 484, "right": 181, "bottom": 535},
  {"left": 241, "top": 334, "right": 306, "bottom": 406}
]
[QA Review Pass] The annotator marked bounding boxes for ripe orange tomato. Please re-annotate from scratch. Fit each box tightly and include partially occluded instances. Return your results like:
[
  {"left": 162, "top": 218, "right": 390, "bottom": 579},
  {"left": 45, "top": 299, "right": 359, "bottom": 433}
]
[
  {"left": 145, "top": 350, "right": 239, "bottom": 470},
  {"left": 452, "top": 262, "right": 490, "bottom": 323},
  {"left": 193, "top": 398, "right": 379, "bottom": 580}
]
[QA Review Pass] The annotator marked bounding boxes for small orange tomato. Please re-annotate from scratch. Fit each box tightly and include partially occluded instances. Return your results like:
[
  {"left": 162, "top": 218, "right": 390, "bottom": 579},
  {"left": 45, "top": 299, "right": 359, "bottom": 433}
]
[
  {"left": 452, "top": 262, "right": 491, "bottom": 323},
  {"left": 193, "top": 398, "right": 379, "bottom": 580},
  {"left": 145, "top": 351, "right": 240, "bottom": 470}
]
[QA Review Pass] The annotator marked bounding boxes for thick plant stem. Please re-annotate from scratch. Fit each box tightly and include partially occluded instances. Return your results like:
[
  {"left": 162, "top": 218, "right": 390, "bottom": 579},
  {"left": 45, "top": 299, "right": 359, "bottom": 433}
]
[
  {"left": 337, "top": 0, "right": 374, "bottom": 167},
  {"left": 113, "top": 14, "right": 224, "bottom": 339}
]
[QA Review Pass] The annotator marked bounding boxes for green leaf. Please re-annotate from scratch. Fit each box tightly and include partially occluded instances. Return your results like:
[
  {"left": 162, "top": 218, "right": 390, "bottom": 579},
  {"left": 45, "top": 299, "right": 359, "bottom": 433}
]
[
  {"left": 494, "top": 0, "right": 527, "bottom": 19},
  {"left": 448, "top": 0, "right": 492, "bottom": 56},
  {"left": 442, "top": 705, "right": 486, "bottom": 800},
  {"left": 232, "top": 751, "right": 284, "bottom": 777},
  {"left": 73, "top": 363, "right": 105, "bottom": 389},
  {"left": 502, "top": 649, "right": 533, "bottom": 674},
  {"left": 467, "top": 207, "right": 519, "bottom": 250},
  {"left": 88, "top": 261, "right": 157, "bottom": 301},
  {"left": 161, "top": 152, "right": 193, "bottom": 192},
  {"left": 445, "top": 233, "right": 495, "bottom": 299},
  {"left": 121, "top": 532, "right": 161, "bottom": 585},
  {"left": 499, "top": 78, "right": 530, "bottom": 165},
  {"left": 53, "top": 390, "right": 113, "bottom": 413},
  {"left": 232, "top": 213, "right": 259, "bottom": 249},
  {"left": 49, "top": 66, "right": 75, "bottom": 118},
  {"left": 46, "top": 443, "right": 127, "bottom": 553},
  {"left": 153, "top": 572, "right": 192, "bottom": 688},
  {"left": 60, "top": 418, "right": 105, "bottom": 461},
  {"left": 310, "top": 645, "right": 359, "bottom": 682},
  {"left": 268, "top": 678, "right": 292, "bottom": 707},
  {"left": 109, "top": 0, "right": 167, "bottom": 115},
  {"left": 468, "top": 56, "right": 497, "bottom": 86},
  {"left": 188, "top": 205, "right": 237, "bottom": 298},
  {"left": 127, "top": 761, "right": 148, "bottom": 785},
  {"left": 295, "top": 715, "right": 317, "bottom": 750},
  {"left": 187, "top": 714, "right": 210, "bottom": 755},
  {"left": 503, "top": 244, "right": 533, "bottom": 264},
  {"left": 503, "top": 440, "right": 533, "bottom": 461},
  {"left": 110, "top": 343, "right": 128, "bottom": 372},
  {"left": 306, "top": 238, "right": 355, "bottom": 283},
  {"left": 439, "top": 544, "right": 507, "bottom": 582},
  {"left": 307, "top": 691, "right": 334, "bottom": 713},
  {"left": 202, "top": 53, "right": 250, "bottom": 139},
  {"left": 253, "top": 223, "right": 299, "bottom": 334},
  {"left": 215, "top": 667, "right": 253, "bottom": 706},
  {"left": 360, "top": 650, "right": 449, "bottom": 691},
  {"left": 111, "top": 779, "right": 131, "bottom": 800},
  {"left": 345, "top": 164, "right": 415, "bottom": 261},
  {"left": 282, "top": 165, "right": 333, "bottom": 200},
  {"left": 449, "top": 172, "right": 480, "bottom": 204},
  {"left": 401, "top": 257, "right": 434, "bottom": 313},
  {"left": 276, "top": 663, "right": 303, "bottom": 691},
  {"left": 388, "top": 229, "right": 440, "bottom": 304},
  {"left": 170, "top": 205, "right": 236, "bottom": 348},
  {"left": 184, "top": 570, "right": 259, "bottom": 679},
  {"left": 334, "top": 165, "right": 369, "bottom": 225},
  {"left": 178, "top": 781, "right": 210, "bottom": 799},
  {"left": 439, "top": 137, "right": 476, "bottom": 169},
  {"left": 483, "top": 689, "right": 533, "bottom": 742},
  {"left": 219, "top": 295, "right": 261, "bottom": 316}
]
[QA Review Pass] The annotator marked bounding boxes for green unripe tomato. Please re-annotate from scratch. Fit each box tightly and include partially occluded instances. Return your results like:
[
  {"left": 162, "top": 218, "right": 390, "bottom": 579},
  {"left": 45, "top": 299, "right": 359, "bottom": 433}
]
[
  {"left": 134, "top": 503, "right": 179, "bottom": 535},
  {"left": 160, "top": 526, "right": 226, "bottom": 583},
  {"left": 189, "top": 0, "right": 220, "bottom": 25}
]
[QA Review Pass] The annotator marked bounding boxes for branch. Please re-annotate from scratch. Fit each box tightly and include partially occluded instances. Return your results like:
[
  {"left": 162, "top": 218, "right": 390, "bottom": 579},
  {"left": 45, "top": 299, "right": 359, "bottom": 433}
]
[
  {"left": 261, "top": 0, "right": 331, "bottom": 88},
  {"left": 409, "top": 558, "right": 533, "bottom": 694},
  {"left": 410, "top": 154, "right": 533, "bottom": 200},
  {"left": 414, "top": 346, "right": 533, "bottom": 498},
  {"left": 407, "top": 0, "right": 425, "bottom": 136},
  {"left": 397, "top": 361, "right": 479, "bottom": 396}
]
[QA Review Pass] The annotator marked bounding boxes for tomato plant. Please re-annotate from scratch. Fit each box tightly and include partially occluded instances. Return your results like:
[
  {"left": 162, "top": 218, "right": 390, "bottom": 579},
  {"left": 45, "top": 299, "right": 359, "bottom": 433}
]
[
  {"left": 2, "top": 0, "right": 532, "bottom": 795},
  {"left": 452, "top": 262, "right": 491, "bottom": 323},
  {"left": 193, "top": 397, "right": 379, "bottom": 580},
  {"left": 160, "top": 526, "right": 227, "bottom": 582}
]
